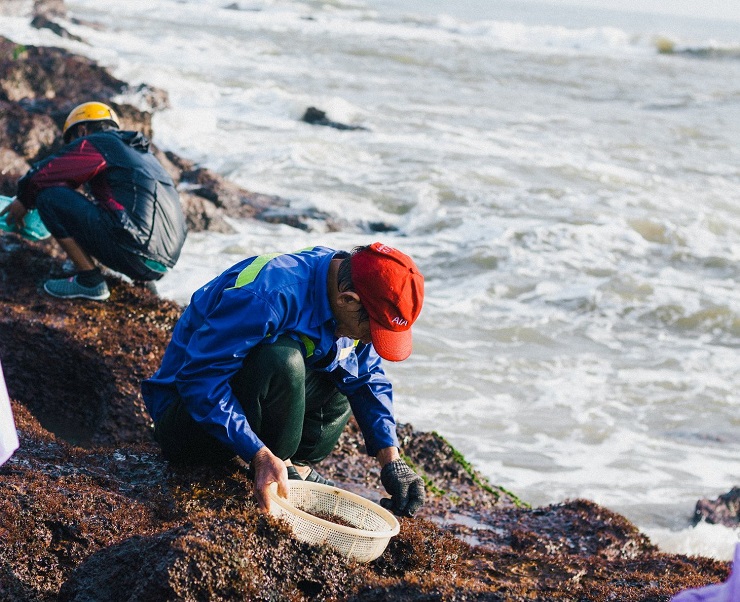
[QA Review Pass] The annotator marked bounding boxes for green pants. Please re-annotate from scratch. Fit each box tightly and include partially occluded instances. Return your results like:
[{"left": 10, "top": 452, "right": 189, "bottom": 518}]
[{"left": 154, "top": 336, "right": 351, "bottom": 466}]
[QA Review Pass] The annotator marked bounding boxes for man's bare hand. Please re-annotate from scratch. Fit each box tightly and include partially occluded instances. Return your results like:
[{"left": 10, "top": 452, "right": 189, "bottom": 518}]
[
  {"left": 251, "top": 447, "right": 289, "bottom": 512},
  {"left": 1, "top": 198, "right": 28, "bottom": 230}
]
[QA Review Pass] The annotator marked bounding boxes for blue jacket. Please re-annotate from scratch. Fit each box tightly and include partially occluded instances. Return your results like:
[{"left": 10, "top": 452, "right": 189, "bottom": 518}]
[{"left": 141, "top": 246, "right": 399, "bottom": 461}]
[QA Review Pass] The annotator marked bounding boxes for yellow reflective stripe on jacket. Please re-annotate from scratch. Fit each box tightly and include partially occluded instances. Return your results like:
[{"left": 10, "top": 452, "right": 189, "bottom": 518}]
[
  {"left": 299, "top": 334, "right": 315, "bottom": 358},
  {"left": 231, "top": 247, "right": 317, "bottom": 289},
  {"left": 232, "top": 253, "right": 283, "bottom": 288},
  {"left": 230, "top": 247, "right": 320, "bottom": 356}
]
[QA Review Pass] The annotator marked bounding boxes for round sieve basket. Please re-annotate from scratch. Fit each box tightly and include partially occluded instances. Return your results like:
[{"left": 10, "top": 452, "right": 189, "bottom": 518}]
[{"left": 267, "top": 480, "right": 400, "bottom": 562}]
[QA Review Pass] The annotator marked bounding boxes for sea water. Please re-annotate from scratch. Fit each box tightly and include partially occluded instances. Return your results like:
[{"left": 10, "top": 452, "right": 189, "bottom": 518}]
[{"left": 1, "top": 0, "right": 738, "bottom": 560}]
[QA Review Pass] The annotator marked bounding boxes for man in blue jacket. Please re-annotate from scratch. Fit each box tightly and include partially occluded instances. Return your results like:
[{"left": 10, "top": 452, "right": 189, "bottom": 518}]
[
  {"left": 1, "top": 101, "right": 187, "bottom": 301},
  {"left": 142, "top": 242, "right": 427, "bottom": 516}
]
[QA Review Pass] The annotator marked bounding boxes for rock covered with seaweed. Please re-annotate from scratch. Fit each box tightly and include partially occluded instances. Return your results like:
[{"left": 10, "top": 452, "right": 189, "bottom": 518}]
[
  {"left": 0, "top": 4, "right": 733, "bottom": 601},
  {"left": 0, "top": 2, "right": 391, "bottom": 235},
  {"left": 0, "top": 235, "right": 731, "bottom": 602}
]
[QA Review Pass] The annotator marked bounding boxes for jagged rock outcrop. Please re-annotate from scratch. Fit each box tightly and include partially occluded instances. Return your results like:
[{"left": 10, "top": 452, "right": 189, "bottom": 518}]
[
  {"left": 0, "top": 231, "right": 731, "bottom": 602},
  {"left": 0, "top": 4, "right": 733, "bottom": 600},
  {"left": 694, "top": 487, "right": 740, "bottom": 528},
  {"left": 0, "top": 32, "right": 381, "bottom": 234},
  {"left": 302, "top": 106, "right": 370, "bottom": 131}
]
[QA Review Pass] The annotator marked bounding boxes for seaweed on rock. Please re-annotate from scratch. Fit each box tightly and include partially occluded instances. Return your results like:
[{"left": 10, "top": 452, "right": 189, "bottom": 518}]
[
  {"left": 0, "top": 6, "right": 732, "bottom": 598},
  {"left": 0, "top": 227, "right": 730, "bottom": 602}
]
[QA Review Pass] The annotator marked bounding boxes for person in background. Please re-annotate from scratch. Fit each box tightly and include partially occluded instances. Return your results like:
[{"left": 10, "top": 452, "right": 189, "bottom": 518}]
[
  {"left": 0, "top": 360, "right": 19, "bottom": 468},
  {"left": 142, "top": 243, "right": 427, "bottom": 517},
  {"left": 0, "top": 101, "right": 187, "bottom": 301}
]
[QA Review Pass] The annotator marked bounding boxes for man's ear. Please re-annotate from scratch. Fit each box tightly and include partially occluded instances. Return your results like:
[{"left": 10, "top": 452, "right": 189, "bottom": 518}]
[
  {"left": 72, "top": 124, "right": 88, "bottom": 141},
  {"left": 336, "top": 291, "right": 362, "bottom": 308}
]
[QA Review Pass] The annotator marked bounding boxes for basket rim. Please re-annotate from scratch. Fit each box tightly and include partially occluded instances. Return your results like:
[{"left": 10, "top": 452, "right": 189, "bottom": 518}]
[{"left": 267, "top": 480, "right": 400, "bottom": 539}]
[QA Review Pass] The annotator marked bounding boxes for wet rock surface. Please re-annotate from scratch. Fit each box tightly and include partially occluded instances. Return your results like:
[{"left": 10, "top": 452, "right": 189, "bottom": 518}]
[
  {"left": 302, "top": 106, "right": 370, "bottom": 131},
  {"left": 0, "top": 5, "right": 733, "bottom": 601},
  {"left": 0, "top": 25, "right": 386, "bottom": 234},
  {"left": 0, "top": 235, "right": 732, "bottom": 602},
  {"left": 693, "top": 487, "right": 740, "bottom": 528}
]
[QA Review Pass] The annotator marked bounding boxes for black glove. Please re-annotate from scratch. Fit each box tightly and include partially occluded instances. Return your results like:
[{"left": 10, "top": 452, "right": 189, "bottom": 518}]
[{"left": 379, "top": 459, "right": 425, "bottom": 517}]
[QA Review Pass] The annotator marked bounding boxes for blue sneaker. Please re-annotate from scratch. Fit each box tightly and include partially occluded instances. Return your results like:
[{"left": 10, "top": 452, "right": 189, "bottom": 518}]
[{"left": 43, "top": 276, "right": 110, "bottom": 301}]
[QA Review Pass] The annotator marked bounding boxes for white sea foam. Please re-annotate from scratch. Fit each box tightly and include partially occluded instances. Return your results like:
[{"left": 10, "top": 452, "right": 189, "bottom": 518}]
[
  {"left": 646, "top": 523, "right": 740, "bottom": 562},
  {"left": 5, "top": 0, "right": 738, "bottom": 561}
]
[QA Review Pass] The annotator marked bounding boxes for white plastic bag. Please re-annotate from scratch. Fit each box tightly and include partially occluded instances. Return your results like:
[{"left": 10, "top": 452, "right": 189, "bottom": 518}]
[
  {"left": 0, "top": 360, "right": 19, "bottom": 466},
  {"left": 0, "top": 195, "right": 51, "bottom": 241}
]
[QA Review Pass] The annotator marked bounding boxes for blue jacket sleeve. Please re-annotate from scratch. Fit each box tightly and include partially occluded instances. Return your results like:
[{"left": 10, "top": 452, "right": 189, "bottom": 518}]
[
  {"left": 174, "top": 287, "right": 281, "bottom": 461},
  {"left": 333, "top": 343, "right": 399, "bottom": 456}
]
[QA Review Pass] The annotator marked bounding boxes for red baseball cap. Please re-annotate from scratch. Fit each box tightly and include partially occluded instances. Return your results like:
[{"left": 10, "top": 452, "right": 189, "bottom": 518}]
[{"left": 350, "top": 242, "right": 424, "bottom": 362}]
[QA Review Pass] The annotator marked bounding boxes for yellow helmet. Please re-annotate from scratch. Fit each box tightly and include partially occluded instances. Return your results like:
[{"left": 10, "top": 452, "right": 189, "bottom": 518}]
[{"left": 62, "top": 101, "right": 120, "bottom": 141}]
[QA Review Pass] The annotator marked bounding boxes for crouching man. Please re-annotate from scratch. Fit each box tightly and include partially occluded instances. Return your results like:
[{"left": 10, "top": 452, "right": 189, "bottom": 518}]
[
  {"left": 1, "top": 101, "right": 187, "bottom": 300},
  {"left": 142, "top": 243, "right": 427, "bottom": 516}
]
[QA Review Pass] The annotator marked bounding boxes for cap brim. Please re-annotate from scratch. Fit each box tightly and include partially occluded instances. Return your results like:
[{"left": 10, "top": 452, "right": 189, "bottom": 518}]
[{"left": 369, "top": 320, "right": 413, "bottom": 362}]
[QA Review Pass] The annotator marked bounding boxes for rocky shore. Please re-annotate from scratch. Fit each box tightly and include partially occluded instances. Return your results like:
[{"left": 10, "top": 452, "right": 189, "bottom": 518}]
[{"left": 0, "top": 3, "right": 734, "bottom": 600}]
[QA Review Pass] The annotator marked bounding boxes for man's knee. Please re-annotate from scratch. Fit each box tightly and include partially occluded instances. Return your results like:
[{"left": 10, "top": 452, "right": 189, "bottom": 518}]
[
  {"left": 35, "top": 187, "right": 83, "bottom": 238},
  {"left": 265, "top": 337, "right": 304, "bottom": 372},
  {"left": 37, "top": 186, "right": 94, "bottom": 212},
  {"left": 231, "top": 337, "right": 306, "bottom": 422},
  {"left": 249, "top": 337, "right": 306, "bottom": 386},
  {"left": 35, "top": 187, "right": 67, "bottom": 212}
]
